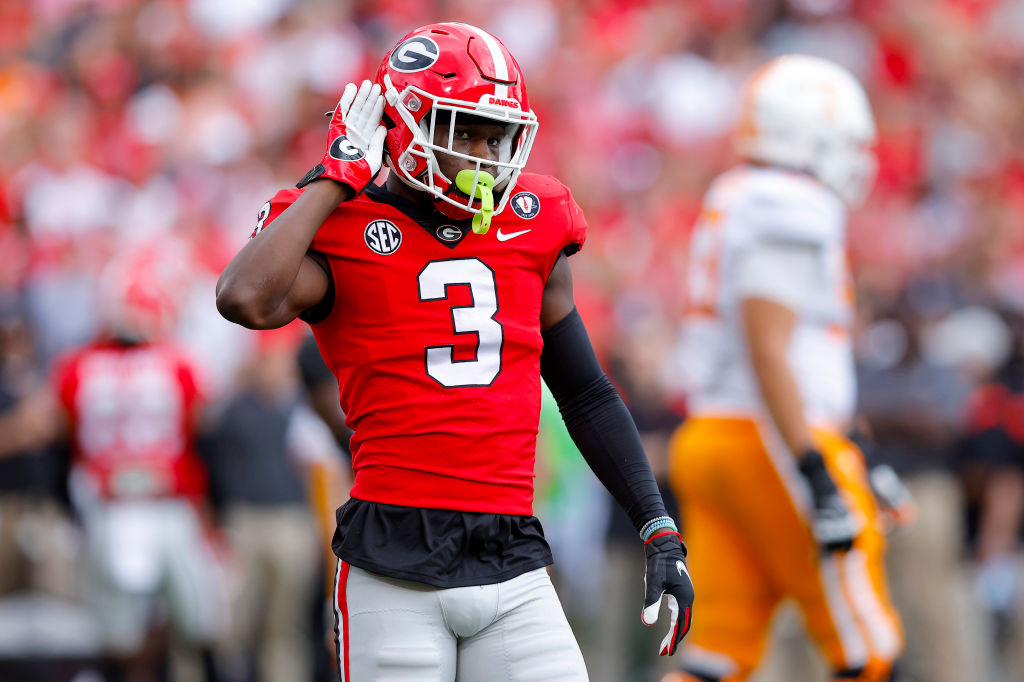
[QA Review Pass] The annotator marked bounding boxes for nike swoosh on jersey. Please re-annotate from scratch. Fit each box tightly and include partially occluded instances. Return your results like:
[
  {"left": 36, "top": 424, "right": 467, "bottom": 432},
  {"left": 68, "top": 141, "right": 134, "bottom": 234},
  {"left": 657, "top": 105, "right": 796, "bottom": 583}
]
[{"left": 495, "top": 228, "right": 531, "bottom": 242}]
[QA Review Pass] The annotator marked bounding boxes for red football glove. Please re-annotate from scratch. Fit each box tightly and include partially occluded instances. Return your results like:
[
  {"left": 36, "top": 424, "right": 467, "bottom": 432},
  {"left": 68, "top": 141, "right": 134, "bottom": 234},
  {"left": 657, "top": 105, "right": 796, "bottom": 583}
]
[{"left": 298, "top": 80, "right": 387, "bottom": 194}]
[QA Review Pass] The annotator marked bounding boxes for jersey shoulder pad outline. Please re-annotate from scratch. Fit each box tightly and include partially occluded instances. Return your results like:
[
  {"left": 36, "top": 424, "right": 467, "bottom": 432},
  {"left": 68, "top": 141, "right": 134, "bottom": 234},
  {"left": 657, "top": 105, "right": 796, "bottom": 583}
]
[{"left": 727, "top": 167, "right": 843, "bottom": 247}]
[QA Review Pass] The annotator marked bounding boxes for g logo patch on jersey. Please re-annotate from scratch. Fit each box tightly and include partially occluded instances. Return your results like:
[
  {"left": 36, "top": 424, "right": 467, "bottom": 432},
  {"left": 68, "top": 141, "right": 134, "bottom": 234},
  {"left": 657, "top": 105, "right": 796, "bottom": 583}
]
[
  {"left": 365, "top": 220, "right": 402, "bottom": 255},
  {"left": 510, "top": 191, "right": 540, "bottom": 219},
  {"left": 389, "top": 37, "right": 440, "bottom": 73},
  {"left": 436, "top": 225, "right": 463, "bottom": 242},
  {"left": 329, "top": 136, "right": 365, "bottom": 161}
]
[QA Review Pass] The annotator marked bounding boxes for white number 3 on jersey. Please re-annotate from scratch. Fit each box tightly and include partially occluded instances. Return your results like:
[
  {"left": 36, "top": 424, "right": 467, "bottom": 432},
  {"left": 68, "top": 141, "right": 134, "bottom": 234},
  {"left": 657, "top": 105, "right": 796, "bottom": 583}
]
[
  {"left": 418, "top": 258, "right": 503, "bottom": 387},
  {"left": 251, "top": 200, "right": 272, "bottom": 239}
]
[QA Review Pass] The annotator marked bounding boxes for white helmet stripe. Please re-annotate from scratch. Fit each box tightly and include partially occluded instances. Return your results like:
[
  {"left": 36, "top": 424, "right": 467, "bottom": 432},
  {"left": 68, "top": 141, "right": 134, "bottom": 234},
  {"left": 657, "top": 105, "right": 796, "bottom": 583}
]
[{"left": 446, "top": 22, "right": 510, "bottom": 98}]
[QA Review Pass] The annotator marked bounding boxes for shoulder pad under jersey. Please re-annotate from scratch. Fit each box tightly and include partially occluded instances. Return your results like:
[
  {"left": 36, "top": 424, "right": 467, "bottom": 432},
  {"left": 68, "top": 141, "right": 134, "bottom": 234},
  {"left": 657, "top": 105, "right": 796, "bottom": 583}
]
[{"left": 720, "top": 166, "right": 845, "bottom": 247}]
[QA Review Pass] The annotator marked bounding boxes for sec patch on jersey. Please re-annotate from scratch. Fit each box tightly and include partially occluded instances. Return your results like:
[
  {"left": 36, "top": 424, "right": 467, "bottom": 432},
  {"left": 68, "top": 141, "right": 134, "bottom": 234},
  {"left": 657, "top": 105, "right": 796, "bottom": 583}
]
[{"left": 364, "top": 220, "right": 402, "bottom": 255}]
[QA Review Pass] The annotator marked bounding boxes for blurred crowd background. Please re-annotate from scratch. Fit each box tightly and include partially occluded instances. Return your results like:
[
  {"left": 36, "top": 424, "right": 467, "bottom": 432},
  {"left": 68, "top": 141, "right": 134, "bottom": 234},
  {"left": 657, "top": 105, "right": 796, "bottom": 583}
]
[{"left": 4, "top": 0, "right": 1024, "bottom": 680}]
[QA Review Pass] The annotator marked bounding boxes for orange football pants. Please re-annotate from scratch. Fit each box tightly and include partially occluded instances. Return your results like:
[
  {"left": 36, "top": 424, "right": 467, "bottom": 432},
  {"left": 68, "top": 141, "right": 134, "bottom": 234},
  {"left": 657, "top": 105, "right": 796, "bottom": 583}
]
[{"left": 668, "top": 417, "right": 902, "bottom": 681}]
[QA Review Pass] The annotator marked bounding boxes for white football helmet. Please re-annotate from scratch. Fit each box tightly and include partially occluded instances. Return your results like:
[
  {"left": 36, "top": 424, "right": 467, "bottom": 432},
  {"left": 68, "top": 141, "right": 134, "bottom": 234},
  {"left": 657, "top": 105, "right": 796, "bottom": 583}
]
[{"left": 737, "top": 55, "right": 877, "bottom": 206}]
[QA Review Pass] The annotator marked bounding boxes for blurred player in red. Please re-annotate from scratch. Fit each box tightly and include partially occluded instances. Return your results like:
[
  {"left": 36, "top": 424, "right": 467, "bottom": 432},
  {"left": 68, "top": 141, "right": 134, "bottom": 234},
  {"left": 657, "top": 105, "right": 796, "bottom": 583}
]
[
  {"left": 53, "top": 245, "right": 222, "bottom": 680},
  {"left": 665, "top": 56, "right": 903, "bottom": 682},
  {"left": 217, "top": 21, "right": 694, "bottom": 681}
]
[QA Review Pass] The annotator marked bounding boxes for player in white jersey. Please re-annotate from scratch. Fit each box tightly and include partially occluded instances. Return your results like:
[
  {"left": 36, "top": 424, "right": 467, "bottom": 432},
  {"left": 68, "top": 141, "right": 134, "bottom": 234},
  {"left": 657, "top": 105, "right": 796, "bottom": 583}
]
[
  {"left": 681, "top": 164, "right": 856, "bottom": 427},
  {"left": 664, "top": 56, "right": 903, "bottom": 682}
]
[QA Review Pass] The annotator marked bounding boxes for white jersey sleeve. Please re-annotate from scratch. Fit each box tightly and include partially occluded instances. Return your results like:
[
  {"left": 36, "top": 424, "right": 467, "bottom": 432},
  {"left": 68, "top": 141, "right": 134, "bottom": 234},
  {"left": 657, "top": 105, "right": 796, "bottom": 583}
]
[
  {"left": 730, "top": 170, "right": 840, "bottom": 247},
  {"left": 678, "top": 165, "right": 855, "bottom": 428},
  {"left": 735, "top": 241, "right": 820, "bottom": 311}
]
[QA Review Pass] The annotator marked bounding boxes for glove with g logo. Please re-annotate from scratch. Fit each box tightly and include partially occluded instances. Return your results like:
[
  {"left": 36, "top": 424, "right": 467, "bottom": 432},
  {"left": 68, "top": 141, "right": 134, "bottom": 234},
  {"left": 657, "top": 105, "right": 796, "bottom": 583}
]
[{"left": 298, "top": 80, "right": 388, "bottom": 193}]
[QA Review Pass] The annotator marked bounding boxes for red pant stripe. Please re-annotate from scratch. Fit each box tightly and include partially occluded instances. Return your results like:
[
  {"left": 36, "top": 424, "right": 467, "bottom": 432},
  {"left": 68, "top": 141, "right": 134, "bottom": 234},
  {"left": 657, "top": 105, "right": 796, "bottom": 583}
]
[{"left": 335, "top": 561, "right": 351, "bottom": 681}]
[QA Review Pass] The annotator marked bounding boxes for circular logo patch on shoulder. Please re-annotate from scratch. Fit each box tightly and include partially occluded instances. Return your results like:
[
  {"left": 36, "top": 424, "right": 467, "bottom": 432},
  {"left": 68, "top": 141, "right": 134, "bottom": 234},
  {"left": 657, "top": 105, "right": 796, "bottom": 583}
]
[
  {"left": 436, "top": 225, "right": 463, "bottom": 242},
  {"left": 510, "top": 191, "right": 541, "bottom": 219},
  {"left": 389, "top": 36, "right": 440, "bottom": 73},
  {"left": 365, "top": 220, "right": 402, "bottom": 255}
]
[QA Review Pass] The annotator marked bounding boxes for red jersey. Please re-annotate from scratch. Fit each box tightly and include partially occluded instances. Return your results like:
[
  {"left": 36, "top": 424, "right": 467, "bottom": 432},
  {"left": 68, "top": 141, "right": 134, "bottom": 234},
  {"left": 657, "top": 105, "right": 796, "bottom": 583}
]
[
  {"left": 258, "top": 174, "right": 586, "bottom": 515},
  {"left": 53, "top": 341, "right": 207, "bottom": 500}
]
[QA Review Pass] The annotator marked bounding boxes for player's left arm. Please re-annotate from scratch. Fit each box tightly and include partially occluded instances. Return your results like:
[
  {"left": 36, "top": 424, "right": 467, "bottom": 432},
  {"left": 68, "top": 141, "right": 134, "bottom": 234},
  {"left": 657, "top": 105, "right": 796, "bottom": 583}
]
[{"left": 540, "top": 254, "right": 693, "bottom": 656}]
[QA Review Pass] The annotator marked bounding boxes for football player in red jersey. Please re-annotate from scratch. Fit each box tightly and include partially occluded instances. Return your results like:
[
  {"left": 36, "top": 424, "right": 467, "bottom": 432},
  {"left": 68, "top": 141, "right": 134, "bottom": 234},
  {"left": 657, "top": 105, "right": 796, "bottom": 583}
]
[
  {"left": 53, "top": 245, "right": 224, "bottom": 680},
  {"left": 217, "top": 22, "right": 694, "bottom": 680}
]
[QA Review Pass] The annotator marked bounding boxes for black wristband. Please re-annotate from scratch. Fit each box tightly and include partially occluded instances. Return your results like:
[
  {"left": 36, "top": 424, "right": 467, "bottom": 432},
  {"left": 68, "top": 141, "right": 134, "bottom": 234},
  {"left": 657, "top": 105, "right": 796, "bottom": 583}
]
[{"left": 296, "top": 163, "right": 327, "bottom": 189}]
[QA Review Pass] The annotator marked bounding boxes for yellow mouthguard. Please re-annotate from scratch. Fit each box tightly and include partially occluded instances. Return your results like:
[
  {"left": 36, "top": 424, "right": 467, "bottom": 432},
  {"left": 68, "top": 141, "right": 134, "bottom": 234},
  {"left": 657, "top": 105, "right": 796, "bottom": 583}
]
[{"left": 455, "top": 169, "right": 495, "bottom": 234}]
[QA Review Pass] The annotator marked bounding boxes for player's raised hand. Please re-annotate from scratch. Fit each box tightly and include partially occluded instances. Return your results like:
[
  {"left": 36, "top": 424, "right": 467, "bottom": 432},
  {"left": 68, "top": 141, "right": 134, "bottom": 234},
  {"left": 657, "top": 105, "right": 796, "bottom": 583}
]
[
  {"left": 298, "top": 80, "right": 388, "bottom": 193},
  {"left": 642, "top": 529, "right": 694, "bottom": 656}
]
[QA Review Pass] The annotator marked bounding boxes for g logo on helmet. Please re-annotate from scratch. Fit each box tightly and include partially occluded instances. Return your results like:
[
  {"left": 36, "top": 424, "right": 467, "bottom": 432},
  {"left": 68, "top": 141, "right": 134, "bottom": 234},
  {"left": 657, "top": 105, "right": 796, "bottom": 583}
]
[
  {"left": 329, "top": 136, "right": 365, "bottom": 161},
  {"left": 389, "top": 37, "right": 440, "bottom": 73}
]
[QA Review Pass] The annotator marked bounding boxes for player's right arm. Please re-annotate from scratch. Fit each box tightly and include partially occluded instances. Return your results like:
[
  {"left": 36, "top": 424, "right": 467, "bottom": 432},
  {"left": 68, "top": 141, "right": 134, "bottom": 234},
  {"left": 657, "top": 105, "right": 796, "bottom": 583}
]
[
  {"left": 216, "top": 181, "right": 347, "bottom": 329},
  {"left": 738, "top": 241, "right": 860, "bottom": 553},
  {"left": 216, "top": 81, "right": 387, "bottom": 330},
  {"left": 742, "top": 293, "right": 814, "bottom": 456}
]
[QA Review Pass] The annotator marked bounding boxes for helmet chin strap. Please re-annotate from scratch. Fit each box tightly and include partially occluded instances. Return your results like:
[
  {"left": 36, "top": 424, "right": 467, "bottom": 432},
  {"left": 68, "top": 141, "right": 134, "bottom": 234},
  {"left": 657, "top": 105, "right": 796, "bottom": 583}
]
[
  {"left": 381, "top": 73, "right": 402, "bottom": 107},
  {"left": 455, "top": 169, "right": 495, "bottom": 234}
]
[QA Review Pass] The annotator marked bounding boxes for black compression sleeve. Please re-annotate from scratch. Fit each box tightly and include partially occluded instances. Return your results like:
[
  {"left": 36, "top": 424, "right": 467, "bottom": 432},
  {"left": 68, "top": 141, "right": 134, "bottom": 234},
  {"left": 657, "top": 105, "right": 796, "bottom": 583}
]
[{"left": 540, "top": 307, "right": 668, "bottom": 534}]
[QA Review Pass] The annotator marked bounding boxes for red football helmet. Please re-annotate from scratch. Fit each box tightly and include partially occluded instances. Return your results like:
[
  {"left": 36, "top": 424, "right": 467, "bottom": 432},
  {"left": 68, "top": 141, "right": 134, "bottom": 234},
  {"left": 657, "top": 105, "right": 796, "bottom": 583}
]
[
  {"left": 98, "top": 242, "right": 190, "bottom": 343},
  {"left": 374, "top": 22, "right": 539, "bottom": 220}
]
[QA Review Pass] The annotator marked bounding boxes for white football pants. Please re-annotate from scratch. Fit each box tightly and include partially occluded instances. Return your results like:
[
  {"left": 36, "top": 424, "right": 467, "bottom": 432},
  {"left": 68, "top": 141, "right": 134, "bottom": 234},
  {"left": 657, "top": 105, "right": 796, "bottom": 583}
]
[
  {"left": 333, "top": 562, "right": 589, "bottom": 681},
  {"left": 81, "top": 499, "right": 224, "bottom": 654}
]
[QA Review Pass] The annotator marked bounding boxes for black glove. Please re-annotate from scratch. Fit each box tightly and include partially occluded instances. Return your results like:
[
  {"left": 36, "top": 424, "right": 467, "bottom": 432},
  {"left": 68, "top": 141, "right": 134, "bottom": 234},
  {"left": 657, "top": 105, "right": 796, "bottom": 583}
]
[
  {"left": 797, "top": 449, "right": 861, "bottom": 553},
  {"left": 642, "top": 531, "right": 694, "bottom": 656}
]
